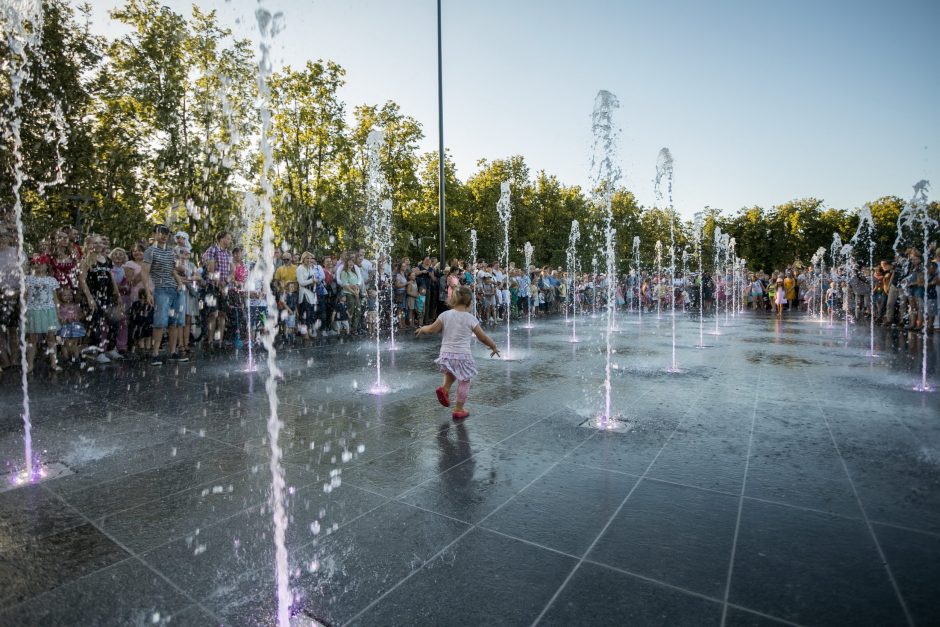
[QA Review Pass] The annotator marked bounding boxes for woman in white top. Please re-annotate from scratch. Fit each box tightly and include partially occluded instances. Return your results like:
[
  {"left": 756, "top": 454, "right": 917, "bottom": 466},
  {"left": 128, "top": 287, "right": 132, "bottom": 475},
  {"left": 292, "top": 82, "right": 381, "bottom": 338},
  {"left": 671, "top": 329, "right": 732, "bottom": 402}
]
[
  {"left": 296, "top": 252, "right": 324, "bottom": 339},
  {"left": 415, "top": 286, "right": 499, "bottom": 420}
]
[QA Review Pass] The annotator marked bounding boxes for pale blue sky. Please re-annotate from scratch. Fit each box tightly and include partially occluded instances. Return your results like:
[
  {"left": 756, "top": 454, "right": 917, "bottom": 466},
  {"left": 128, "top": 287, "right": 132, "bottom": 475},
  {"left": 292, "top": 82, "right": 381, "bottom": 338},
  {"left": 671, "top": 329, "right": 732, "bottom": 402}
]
[{"left": 90, "top": 0, "right": 940, "bottom": 217}]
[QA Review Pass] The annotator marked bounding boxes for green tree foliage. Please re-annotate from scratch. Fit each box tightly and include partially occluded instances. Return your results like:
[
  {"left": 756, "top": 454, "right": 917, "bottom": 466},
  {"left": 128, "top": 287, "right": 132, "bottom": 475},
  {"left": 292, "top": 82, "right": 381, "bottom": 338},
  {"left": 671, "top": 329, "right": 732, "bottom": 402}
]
[{"left": 5, "top": 0, "right": 932, "bottom": 272}]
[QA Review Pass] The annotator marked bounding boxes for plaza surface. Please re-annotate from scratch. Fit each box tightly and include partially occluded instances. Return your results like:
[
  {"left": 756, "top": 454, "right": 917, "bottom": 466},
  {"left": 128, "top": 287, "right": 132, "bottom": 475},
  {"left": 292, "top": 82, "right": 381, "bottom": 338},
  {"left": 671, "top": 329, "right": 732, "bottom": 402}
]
[{"left": 0, "top": 311, "right": 938, "bottom": 626}]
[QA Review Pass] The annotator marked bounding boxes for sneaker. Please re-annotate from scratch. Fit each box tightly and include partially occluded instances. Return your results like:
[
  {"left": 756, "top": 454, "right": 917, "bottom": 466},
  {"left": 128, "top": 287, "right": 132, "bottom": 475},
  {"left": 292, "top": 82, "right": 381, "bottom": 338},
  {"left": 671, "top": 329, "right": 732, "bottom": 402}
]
[
  {"left": 451, "top": 409, "right": 470, "bottom": 421},
  {"left": 150, "top": 355, "right": 164, "bottom": 366},
  {"left": 81, "top": 345, "right": 103, "bottom": 356},
  {"left": 435, "top": 386, "right": 450, "bottom": 407},
  {"left": 106, "top": 350, "right": 124, "bottom": 360},
  {"left": 169, "top": 353, "right": 189, "bottom": 363},
  {"left": 95, "top": 353, "right": 111, "bottom": 364}
]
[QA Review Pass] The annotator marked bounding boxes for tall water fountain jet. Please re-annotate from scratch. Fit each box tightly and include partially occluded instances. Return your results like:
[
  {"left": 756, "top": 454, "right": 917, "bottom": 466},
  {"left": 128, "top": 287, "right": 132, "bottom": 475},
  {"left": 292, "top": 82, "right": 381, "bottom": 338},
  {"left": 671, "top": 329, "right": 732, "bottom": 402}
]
[
  {"left": 496, "top": 181, "right": 514, "bottom": 359},
  {"left": 633, "top": 236, "right": 641, "bottom": 321},
  {"left": 4, "top": 0, "right": 45, "bottom": 483},
  {"left": 591, "top": 255, "right": 599, "bottom": 317},
  {"left": 255, "top": 6, "right": 291, "bottom": 624},
  {"left": 239, "top": 196, "right": 263, "bottom": 372},
  {"left": 365, "top": 129, "right": 393, "bottom": 392},
  {"left": 591, "top": 90, "right": 623, "bottom": 427},
  {"left": 468, "top": 228, "right": 478, "bottom": 316},
  {"left": 894, "top": 180, "right": 936, "bottom": 392},
  {"left": 811, "top": 247, "right": 827, "bottom": 321},
  {"left": 851, "top": 206, "right": 877, "bottom": 356},
  {"left": 654, "top": 240, "right": 663, "bottom": 320},
  {"left": 728, "top": 238, "right": 737, "bottom": 319},
  {"left": 567, "top": 220, "right": 581, "bottom": 342},
  {"left": 711, "top": 226, "right": 724, "bottom": 336},
  {"left": 4, "top": 0, "right": 66, "bottom": 484},
  {"left": 693, "top": 213, "right": 708, "bottom": 348},
  {"left": 721, "top": 233, "right": 731, "bottom": 324},
  {"left": 840, "top": 243, "right": 855, "bottom": 338},
  {"left": 523, "top": 242, "right": 534, "bottom": 329},
  {"left": 829, "top": 233, "right": 844, "bottom": 328},
  {"left": 655, "top": 148, "right": 679, "bottom": 371}
]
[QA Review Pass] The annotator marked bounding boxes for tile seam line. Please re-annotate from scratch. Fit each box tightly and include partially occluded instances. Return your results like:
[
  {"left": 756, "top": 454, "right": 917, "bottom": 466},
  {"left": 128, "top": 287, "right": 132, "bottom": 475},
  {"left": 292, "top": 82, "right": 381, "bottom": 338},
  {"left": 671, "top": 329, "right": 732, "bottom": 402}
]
[
  {"left": 38, "top": 483, "right": 223, "bottom": 624},
  {"left": 385, "top": 374, "right": 662, "bottom": 500},
  {"left": 0, "top": 556, "right": 140, "bottom": 616},
  {"left": 529, "top": 346, "right": 737, "bottom": 626},
  {"left": 339, "top": 429, "right": 604, "bottom": 626},
  {"left": 803, "top": 365, "right": 915, "bottom": 626},
  {"left": 478, "top": 523, "right": 803, "bottom": 626},
  {"left": 719, "top": 362, "right": 762, "bottom": 626}
]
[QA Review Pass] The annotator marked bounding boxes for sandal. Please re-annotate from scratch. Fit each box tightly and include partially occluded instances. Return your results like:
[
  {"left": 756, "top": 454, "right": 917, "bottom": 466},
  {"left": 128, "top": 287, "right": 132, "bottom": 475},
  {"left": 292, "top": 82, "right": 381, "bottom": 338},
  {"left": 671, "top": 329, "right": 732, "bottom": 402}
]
[{"left": 436, "top": 386, "right": 450, "bottom": 407}]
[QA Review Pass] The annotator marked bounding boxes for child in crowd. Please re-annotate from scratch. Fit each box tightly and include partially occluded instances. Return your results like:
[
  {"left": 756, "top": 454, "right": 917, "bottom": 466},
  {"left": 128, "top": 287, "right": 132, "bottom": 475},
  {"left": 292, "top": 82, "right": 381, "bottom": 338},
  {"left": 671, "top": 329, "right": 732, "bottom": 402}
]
[
  {"left": 774, "top": 277, "right": 787, "bottom": 317},
  {"left": 201, "top": 257, "right": 223, "bottom": 347},
  {"left": 415, "top": 285, "right": 500, "bottom": 420},
  {"left": 405, "top": 271, "right": 419, "bottom": 328},
  {"left": 24, "top": 256, "right": 62, "bottom": 373},
  {"left": 415, "top": 287, "right": 426, "bottom": 327},
  {"left": 56, "top": 286, "right": 85, "bottom": 365},
  {"left": 482, "top": 275, "right": 496, "bottom": 323},
  {"left": 332, "top": 294, "right": 350, "bottom": 335},
  {"left": 128, "top": 289, "right": 154, "bottom": 352},
  {"left": 529, "top": 277, "right": 540, "bottom": 317},
  {"left": 177, "top": 247, "right": 199, "bottom": 356}
]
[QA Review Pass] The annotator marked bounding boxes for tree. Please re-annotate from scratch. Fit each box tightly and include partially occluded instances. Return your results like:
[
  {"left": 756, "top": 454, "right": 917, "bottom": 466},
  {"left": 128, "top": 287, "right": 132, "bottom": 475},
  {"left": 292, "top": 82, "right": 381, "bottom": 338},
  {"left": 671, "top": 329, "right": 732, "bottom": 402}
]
[{"left": 269, "top": 60, "right": 351, "bottom": 253}]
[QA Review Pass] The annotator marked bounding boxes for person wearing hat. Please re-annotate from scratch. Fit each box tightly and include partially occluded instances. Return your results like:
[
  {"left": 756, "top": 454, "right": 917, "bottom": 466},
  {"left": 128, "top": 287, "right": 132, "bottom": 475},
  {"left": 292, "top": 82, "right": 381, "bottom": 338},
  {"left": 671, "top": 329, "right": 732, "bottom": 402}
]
[{"left": 175, "top": 231, "right": 191, "bottom": 251}]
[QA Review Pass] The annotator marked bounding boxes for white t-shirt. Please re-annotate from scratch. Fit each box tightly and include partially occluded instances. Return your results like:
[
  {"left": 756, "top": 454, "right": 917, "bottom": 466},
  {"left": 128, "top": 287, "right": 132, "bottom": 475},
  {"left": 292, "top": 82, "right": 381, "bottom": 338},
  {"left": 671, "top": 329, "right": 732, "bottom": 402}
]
[{"left": 438, "top": 309, "right": 479, "bottom": 355}]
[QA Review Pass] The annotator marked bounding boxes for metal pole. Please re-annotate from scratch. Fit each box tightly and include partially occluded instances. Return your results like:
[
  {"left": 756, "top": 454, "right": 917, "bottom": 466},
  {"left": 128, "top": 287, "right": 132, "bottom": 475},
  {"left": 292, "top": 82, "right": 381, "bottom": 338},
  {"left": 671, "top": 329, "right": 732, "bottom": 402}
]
[{"left": 436, "top": 0, "right": 446, "bottom": 263}]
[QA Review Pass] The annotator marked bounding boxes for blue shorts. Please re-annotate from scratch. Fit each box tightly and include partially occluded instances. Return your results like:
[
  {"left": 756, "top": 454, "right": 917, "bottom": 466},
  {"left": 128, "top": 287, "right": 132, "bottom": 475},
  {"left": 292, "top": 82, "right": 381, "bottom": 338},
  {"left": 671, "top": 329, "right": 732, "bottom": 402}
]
[{"left": 153, "top": 286, "right": 185, "bottom": 328}]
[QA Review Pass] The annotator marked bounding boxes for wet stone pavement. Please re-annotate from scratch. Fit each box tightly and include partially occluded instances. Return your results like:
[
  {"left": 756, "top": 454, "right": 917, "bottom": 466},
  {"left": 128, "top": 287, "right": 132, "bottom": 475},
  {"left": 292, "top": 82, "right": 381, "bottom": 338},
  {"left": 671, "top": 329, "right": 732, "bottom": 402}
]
[{"left": 0, "top": 311, "right": 938, "bottom": 626}]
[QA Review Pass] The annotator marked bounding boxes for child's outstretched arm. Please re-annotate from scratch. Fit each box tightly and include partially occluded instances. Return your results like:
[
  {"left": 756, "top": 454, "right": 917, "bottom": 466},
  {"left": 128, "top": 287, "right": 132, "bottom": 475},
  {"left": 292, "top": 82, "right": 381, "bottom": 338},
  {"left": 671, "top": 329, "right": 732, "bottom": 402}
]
[
  {"left": 472, "top": 325, "right": 500, "bottom": 357},
  {"left": 415, "top": 318, "right": 443, "bottom": 337}
]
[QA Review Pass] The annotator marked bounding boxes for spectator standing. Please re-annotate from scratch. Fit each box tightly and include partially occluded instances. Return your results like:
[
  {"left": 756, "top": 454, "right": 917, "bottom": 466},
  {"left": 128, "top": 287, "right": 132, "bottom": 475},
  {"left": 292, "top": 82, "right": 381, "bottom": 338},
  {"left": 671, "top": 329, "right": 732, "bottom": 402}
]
[
  {"left": 142, "top": 225, "right": 187, "bottom": 364},
  {"left": 202, "top": 231, "right": 233, "bottom": 344},
  {"left": 79, "top": 234, "right": 123, "bottom": 363},
  {"left": 339, "top": 253, "right": 363, "bottom": 334}
]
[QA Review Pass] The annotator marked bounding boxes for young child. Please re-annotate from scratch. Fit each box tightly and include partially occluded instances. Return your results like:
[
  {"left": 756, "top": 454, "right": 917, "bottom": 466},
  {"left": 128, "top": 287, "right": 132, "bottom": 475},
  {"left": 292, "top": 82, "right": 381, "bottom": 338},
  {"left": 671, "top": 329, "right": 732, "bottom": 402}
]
[
  {"left": 24, "top": 256, "right": 62, "bottom": 373},
  {"left": 332, "top": 294, "right": 350, "bottom": 335},
  {"left": 128, "top": 288, "right": 154, "bottom": 353},
  {"left": 405, "top": 271, "right": 419, "bottom": 328},
  {"left": 775, "top": 277, "right": 787, "bottom": 318},
  {"left": 56, "top": 285, "right": 86, "bottom": 365},
  {"left": 415, "top": 285, "right": 499, "bottom": 420},
  {"left": 415, "top": 286, "right": 427, "bottom": 326},
  {"left": 528, "top": 278, "right": 540, "bottom": 317},
  {"left": 482, "top": 275, "right": 497, "bottom": 323}
]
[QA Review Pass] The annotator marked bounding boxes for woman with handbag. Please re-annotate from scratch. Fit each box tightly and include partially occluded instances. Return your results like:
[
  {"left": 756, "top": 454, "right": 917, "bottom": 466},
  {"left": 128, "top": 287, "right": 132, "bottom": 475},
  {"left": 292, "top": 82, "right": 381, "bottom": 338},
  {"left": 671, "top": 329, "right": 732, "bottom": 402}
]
[{"left": 79, "top": 234, "right": 123, "bottom": 363}]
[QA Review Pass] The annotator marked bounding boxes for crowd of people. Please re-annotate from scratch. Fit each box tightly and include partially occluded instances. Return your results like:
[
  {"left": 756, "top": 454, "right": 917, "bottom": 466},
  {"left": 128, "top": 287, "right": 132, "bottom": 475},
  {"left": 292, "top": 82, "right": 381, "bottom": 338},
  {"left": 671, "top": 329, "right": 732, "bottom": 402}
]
[
  {"left": 1, "top": 217, "right": 937, "bottom": 376},
  {"left": 737, "top": 244, "right": 939, "bottom": 332},
  {"left": 0, "top": 222, "right": 613, "bottom": 374}
]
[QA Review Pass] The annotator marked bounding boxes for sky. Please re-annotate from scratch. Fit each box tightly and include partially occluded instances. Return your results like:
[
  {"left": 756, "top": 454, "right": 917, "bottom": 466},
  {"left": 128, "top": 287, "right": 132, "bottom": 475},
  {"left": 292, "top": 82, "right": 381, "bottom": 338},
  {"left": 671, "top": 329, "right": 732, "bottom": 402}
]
[{"left": 89, "top": 0, "right": 940, "bottom": 218}]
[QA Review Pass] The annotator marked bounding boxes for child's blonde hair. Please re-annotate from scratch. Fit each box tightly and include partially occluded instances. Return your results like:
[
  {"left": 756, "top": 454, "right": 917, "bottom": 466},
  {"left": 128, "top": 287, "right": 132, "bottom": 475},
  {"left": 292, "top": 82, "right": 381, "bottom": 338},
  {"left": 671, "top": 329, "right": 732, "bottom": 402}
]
[{"left": 448, "top": 285, "right": 473, "bottom": 308}]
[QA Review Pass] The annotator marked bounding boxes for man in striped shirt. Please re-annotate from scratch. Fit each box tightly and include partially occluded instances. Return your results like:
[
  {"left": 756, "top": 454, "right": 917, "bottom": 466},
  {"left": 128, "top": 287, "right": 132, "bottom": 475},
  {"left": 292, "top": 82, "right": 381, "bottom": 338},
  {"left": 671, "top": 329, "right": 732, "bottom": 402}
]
[{"left": 141, "top": 225, "right": 186, "bottom": 365}]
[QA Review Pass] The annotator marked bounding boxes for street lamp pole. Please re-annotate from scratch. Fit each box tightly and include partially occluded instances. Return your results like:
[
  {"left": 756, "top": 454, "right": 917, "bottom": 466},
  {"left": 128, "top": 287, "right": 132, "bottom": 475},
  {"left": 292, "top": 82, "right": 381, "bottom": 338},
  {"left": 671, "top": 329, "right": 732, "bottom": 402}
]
[{"left": 436, "top": 0, "right": 446, "bottom": 264}]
